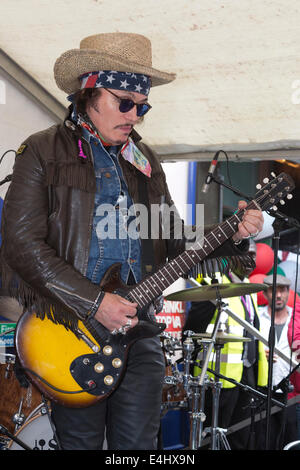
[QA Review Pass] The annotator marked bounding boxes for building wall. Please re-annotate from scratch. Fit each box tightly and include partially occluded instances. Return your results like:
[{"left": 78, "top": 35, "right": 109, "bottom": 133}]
[{"left": 0, "top": 71, "right": 57, "bottom": 199}]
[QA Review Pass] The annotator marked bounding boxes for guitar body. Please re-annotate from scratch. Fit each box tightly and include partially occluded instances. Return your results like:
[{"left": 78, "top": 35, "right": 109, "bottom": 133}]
[{"left": 15, "top": 264, "right": 165, "bottom": 408}]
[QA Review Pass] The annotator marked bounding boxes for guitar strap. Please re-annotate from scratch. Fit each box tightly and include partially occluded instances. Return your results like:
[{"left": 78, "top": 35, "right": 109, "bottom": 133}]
[{"left": 137, "top": 174, "right": 156, "bottom": 279}]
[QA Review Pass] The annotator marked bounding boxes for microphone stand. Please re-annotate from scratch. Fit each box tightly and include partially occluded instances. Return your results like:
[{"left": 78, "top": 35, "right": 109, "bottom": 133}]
[
  {"left": 264, "top": 216, "right": 282, "bottom": 449},
  {"left": 202, "top": 174, "right": 252, "bottom": 201}
]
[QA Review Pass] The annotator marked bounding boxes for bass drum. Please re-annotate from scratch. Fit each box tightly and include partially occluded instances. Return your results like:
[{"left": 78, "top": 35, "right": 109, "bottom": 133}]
[
  {"left": 8, "top": 404, "right": 58, "bottom": 450},
  {"left": 0, "top": 361, "right": 42, "bottom": 436}
]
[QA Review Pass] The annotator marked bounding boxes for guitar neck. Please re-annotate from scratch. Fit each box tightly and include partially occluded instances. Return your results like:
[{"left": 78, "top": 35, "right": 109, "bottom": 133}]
[{"left": 127, "top": 200, "right": 259, "bottom": 308}]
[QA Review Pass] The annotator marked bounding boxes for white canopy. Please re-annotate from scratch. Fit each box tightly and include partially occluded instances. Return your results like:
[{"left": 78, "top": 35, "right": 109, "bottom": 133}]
[{"left": 1, "top": 0, "right": 300, "bottom": 161}]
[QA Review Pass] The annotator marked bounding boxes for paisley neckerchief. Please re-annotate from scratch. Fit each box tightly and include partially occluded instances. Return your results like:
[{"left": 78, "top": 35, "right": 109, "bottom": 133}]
[{"left": 76, "top": 111, "right": 152, "bottom": 177}]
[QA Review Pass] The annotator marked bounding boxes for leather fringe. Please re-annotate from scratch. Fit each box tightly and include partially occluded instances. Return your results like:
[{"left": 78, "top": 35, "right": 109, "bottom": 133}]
[
  {"left": 0, "top": 258, "right": 79, "bottom": 332},
  {"left": 45, "top": 160, "right": 96, "bottom": 193}
]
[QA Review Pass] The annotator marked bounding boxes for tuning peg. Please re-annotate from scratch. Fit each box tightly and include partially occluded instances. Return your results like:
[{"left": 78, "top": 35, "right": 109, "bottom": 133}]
[
  {"left": 263, "top": 178, "right": 269, "bottom": 184},
  {"left": 271, "top": 172, "right": 276, "bottom": 178},
  {"left": 280, "top": 200, "right": 285, "bottom": 205},
  {"left": 256, "top": 184, "right": 262, "bottom": 189},
  {"left": 287, "top": 194, "right": 293, "bottom": 199},
  {"left": 272, "top": 205, "right": 278, "bottom": 211}
]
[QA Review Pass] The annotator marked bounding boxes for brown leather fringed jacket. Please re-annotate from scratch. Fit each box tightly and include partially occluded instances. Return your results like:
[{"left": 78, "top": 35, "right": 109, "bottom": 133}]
[{"left": 1, "top": 119, "right": 248, "bottom": 331}]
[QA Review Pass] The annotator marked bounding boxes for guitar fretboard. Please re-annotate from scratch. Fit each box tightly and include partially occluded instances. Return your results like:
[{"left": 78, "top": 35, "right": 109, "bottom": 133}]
[{"left": 127, "top": 200, "right": 259, "bottom": 308}]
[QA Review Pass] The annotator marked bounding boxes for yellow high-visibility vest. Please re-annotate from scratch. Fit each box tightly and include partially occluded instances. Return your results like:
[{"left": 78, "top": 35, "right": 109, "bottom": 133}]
[{"left": 194, "top": 273, "right": 268, "bottom": 388}]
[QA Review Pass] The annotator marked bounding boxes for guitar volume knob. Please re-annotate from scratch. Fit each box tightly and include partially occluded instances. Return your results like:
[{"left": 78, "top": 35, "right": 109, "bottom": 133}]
[
  {"left": 103, "top": 345, "right": 113, "bottom": 355},
  {"left": 112, "top": 358, "right": 122, "bottom": 368},
  {"left": 104, "top": 375, "right": 114, "bottom": 386},
  {"left": 94, "top": 362, "right": 104, "bottom": 373}
]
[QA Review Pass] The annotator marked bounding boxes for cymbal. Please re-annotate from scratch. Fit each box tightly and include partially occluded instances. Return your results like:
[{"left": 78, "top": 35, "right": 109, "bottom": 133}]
[
  {"left": 191, "top": 332, "right": 252, "bottom": 343},
  {"left": 165, "top": 283, "right": 267, "bottom": 302}
]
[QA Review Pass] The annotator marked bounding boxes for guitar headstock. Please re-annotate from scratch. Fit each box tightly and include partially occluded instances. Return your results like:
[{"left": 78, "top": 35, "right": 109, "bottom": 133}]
[{"left": 252, "top": 172, "right": 295, "bottom": 212}]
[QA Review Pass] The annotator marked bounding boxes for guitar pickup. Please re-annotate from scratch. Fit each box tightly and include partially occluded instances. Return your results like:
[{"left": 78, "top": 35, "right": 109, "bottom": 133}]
[{"left": 76, "top": 328, "right": 100, "bottom": 353}]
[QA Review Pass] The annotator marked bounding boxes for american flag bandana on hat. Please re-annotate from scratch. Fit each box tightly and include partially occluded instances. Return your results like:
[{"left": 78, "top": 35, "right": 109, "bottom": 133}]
[{"left": 79, "top": 70, "right": 151, "bottom": 96}]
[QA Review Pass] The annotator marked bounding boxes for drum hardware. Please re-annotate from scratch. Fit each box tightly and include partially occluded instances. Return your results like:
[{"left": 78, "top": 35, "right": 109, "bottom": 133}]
[
  {"left": 0, "top": 424, "right": 32, "bottom": 450},
  {"left": 0, "top": 323, "right": 59, "bottom": 450},
  {"left": 162, "top": 280, "right": 276, "bottom": 450},
  {"left": 12, "top": 399, "right": 26, "bottom": 430},
  {"left": 203, "top": 341, "right": 230, "bottom": 450},
  {"left": 193, "top": 332, "right": 253, "bottom": 343},
  {"left": 182, "top": 332, "right": 195, "bottom": 391},
  {"left": 39, "top": 397, "right": 61, "bottom": 450},
  {"left": 166, "top": 278, "right": 270, "bottom": 450},
  {"left": 1, "top": 399, "right": 60, "bottom": 451},
  {"left": 0, "top": 353, "right": 15, "bottom": 378},
  {"left": 7, "top": 402, "right": 59, "bottom": 450},
  {"left": 187, "top": 339, "right": 211, "bottom": 450},
  {"left": 183, "top": 290, "right": 225, "bottom": 450},
  {"left": 161, "top": 332, "right": 188, "bottom": 414},
  {"left": 181, "top": 283, "right": 255, "bottom": 450},
  {"left": 160, "top": 332, "right": 182, "bottom": 356},
  {"left": 0, "top": 341, "right": 60, "bottom": 450}
]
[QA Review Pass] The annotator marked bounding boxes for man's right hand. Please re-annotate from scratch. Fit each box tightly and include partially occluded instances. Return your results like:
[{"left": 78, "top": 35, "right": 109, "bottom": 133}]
[{"left": 94, "top": 292, "right": 138, "bottom": 332}]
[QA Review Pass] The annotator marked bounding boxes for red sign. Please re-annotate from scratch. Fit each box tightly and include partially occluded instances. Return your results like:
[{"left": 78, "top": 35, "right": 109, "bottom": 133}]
[{"left": 156, "top": 300, "right": 186, "bottom": 339}]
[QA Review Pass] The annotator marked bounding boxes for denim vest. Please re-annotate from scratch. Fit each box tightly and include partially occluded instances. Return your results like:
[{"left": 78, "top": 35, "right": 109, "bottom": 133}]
[{"left": 84, "top": 131, "right": 141, "bottom": 286}]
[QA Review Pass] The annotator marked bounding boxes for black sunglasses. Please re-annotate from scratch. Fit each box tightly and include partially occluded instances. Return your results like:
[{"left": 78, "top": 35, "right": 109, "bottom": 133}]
[{"left": 105, "top": 88, "right": 152, "bottom": 117}]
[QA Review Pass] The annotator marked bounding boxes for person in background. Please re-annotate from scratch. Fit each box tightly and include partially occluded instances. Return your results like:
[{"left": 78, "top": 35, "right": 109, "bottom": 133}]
[
  {"left": 258, "top": 274, "right": 298, "bottom": 449},
  {"left": 287, "top": 300, "right": 300, "bottom": 441}
]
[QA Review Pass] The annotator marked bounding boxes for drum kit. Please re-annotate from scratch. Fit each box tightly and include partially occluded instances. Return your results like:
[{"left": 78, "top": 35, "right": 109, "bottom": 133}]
[
  {"left": 0, "top": 298, "right": 59, "bottom": 451},
  {"left": 160, "top": 281, "right": 269, "bottom": 450},
  {"left": 0, "top": 281, "right": 281, "bottom": 451}
]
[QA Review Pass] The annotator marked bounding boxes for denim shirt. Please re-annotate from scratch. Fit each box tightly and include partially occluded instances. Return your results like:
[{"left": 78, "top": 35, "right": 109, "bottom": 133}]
[{"left": 84, "top": 130, "right": 142, "bottom": 286}]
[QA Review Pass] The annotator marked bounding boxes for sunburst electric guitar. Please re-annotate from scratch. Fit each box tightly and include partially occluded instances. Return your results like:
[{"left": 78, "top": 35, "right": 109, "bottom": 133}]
[{"left": 15, "top": 173, "right": 294, "bottom": 407}]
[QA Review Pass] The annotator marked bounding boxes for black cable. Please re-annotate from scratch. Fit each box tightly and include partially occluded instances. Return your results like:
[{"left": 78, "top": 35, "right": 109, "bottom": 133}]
[
  {"left": 216, "top": 150, "right": 232, "bottom": 187},
  {"left": 23, "top": 367, "right": 97, "bottom": 394},
  {"left": 0, "top": 149, "right": 16, "bottom": 165}
]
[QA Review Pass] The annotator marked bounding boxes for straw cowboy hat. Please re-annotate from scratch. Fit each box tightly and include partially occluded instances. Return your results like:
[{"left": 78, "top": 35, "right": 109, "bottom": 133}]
[{"left": 54, "top": 32, "right": 176, "bottom": 94}]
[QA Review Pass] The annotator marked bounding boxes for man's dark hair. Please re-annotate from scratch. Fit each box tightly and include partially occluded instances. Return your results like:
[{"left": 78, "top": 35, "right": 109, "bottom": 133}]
[{"left": 73, "top": 88, "right": 102, "bottom": 115}]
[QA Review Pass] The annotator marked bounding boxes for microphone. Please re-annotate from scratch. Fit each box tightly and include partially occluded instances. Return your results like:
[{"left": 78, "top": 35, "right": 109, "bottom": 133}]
[{"left": 201, "top": 151, "right": 220, "bottom": 193}]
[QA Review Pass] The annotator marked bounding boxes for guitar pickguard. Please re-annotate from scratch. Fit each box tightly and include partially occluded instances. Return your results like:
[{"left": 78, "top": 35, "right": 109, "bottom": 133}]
[{"left": 70, "top": 347, "right": 125, "bottom": 397}]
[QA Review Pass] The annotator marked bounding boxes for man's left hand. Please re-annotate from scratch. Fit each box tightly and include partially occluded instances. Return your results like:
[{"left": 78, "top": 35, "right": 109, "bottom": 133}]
[{"left": 232, "top": 200, "right": 264, "bottom": 243}]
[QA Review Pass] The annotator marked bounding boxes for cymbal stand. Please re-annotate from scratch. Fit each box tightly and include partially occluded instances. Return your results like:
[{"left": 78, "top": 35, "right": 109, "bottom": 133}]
[
  {"left": 187, "top": 295, "right": 225, "bottom": 450},
  {"left": 188, "top": 338, "right": 210, "bottom": 450},
  {"left": 204, "top": 342, "right": 231, "bottom": 450}
]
